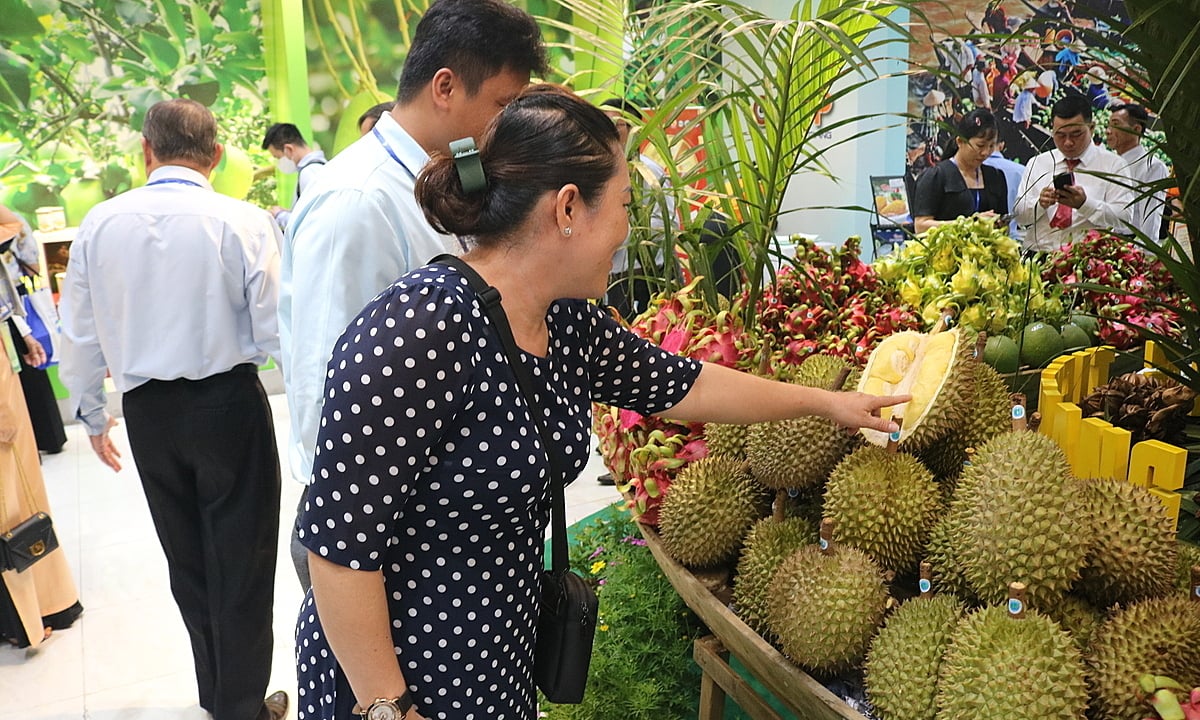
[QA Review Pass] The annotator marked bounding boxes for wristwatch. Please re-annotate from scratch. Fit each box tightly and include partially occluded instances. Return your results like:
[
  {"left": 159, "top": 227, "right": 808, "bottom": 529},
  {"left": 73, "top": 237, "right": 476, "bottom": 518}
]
[{"left": 356, "top": 692, "right": 414, "bottom": 720}]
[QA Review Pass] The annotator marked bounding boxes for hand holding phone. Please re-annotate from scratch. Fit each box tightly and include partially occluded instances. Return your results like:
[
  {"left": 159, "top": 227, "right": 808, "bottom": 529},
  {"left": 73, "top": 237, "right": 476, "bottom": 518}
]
[{"left": 1053, "top": 171, "right": 1075, "bottom": 191}]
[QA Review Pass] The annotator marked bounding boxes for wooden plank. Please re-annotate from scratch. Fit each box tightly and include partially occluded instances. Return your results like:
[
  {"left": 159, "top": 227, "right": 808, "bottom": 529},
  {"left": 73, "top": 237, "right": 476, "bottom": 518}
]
[
  {"left": 694, "top": 636, "right": 783, "bottom": 720},
  {"left": 638, "top": 522, "right": 868, "bottom": 720}
]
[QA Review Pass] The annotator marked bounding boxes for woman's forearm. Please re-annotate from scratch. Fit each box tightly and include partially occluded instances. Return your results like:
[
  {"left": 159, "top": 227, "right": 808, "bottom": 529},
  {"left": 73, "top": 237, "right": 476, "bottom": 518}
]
[{"left": 308, "top": 551, "right": 410, "bottom": 709}]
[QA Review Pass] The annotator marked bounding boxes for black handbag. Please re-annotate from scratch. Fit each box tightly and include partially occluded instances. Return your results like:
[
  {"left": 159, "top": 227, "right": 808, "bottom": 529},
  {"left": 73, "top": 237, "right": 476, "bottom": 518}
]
[
  {"left": 434, "top": 256, "right": 597, "bottom": 704},
  {"left": 0, "top": 443, "right": 59, "bottom": 573}
]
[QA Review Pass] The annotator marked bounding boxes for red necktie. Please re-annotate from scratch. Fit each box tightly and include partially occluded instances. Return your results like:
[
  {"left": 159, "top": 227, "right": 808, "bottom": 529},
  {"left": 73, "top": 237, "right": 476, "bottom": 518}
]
[{"left": 1049, "top": 158, "right": 1081, "bottom": 229}]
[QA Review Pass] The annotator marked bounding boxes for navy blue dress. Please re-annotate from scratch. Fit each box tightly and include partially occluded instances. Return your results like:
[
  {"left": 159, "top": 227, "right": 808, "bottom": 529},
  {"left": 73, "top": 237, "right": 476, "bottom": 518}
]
[{"left": 295, "top": 264, "right": 701, "bottom": 720}]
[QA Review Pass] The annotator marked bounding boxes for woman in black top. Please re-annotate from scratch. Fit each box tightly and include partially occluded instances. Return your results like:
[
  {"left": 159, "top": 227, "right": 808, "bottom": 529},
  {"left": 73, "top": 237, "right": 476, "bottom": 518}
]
[{"left": 912, "top": 108, "right": 1009, "bottom": 233}]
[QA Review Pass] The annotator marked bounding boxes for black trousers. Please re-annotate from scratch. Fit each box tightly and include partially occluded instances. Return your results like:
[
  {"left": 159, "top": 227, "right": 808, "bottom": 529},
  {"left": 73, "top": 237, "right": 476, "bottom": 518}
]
[
  {"left": 122, "top": 365, "right": 281, "bottom": 720},
  {"left": 6, "top": 320, "right": 66, "bottom": 453}
]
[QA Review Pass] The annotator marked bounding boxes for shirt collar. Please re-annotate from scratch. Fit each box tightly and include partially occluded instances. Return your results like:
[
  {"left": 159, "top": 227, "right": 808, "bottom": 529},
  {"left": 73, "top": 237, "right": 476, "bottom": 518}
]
[
  {"left": 298, "top": 149, "right": 326, "bottom": 168},
  {"left": 373, "top": 111, "right": 430, "bottom": 177},
  {"left": 1119, "top": 145, "right": 1150, "bottom": 164},
  {"left": 146, "top": 165, "right": 212, "bottom": 189},
  {"left": 1059, "top": 142, "right": 1100, "bottom": 167}
]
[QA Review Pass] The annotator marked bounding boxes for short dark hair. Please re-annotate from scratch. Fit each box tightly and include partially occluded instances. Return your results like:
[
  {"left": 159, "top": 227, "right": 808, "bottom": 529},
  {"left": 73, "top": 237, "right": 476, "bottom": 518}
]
[
  {"left": 143, "top": 99, "right": 219, "bottom": 167},
  {"left": 397, "top": 0, "right": 547, "bottom": 104},
  {"left": 1112, "top": 103, "right": 1150, "bottom": 133},
  {"left": 261, "top": 123, "right": 308, "bottom": 150},
  {"left": 599, "top": 98, "right": 644, "bottom": 122},
  {"left": 956, "top": 108, "right": 998, "bottom": 141},
  {"left": 1051, "top": 95, "right": 1093, "bottom": 123},
  {"left": 358, "top": 101, "right": 396, "bottom": 129},
  {"left": 415, "top": 84, "right": 620, "bottom": 241}
]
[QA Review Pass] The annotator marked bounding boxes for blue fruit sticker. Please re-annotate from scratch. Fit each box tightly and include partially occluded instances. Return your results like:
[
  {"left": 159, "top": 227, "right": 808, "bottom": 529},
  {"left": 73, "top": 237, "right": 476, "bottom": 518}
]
[
  {"left": 918, "top": 578, "right": 932, "bottom": 594},
  {"left": 787, "top": 488, "right": 800, "bottom": 498},
  {"left": 889, "top": 430, "right": 901, "bottom": 442},
  {"left": 819, "top": 537, "right": 829, "bottom": 551},
  {"left": 1012, "top": 405, "right": 1026, "bottom": 420},
  {"left": 1008, "top": 598, "right": 1023, "bottom": 615}
]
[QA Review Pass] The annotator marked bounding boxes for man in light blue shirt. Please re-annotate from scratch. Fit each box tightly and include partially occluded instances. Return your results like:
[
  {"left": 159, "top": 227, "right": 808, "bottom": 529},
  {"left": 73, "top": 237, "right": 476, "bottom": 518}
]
[
  {"left": 279, "top": 0, "right": 546, "bottom": 588},
  {"left": 58, "top": 98, "right": 289, "bottom": 720},
  {"left": 984, "top": 144, "right": 1025, "bottom": 241}
]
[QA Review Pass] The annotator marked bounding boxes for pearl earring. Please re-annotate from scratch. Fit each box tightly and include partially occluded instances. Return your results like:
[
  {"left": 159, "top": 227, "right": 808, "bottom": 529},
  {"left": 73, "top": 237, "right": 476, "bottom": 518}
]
[{"left": 562, "top": 227, "right": 572, "bottom": 237}]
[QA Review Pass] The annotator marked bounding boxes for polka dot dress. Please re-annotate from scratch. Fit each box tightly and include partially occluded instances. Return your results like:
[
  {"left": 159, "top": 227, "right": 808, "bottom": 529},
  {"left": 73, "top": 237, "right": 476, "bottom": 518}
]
[{"left": 295, "top": 264, "right": 701, "bottom": 720}]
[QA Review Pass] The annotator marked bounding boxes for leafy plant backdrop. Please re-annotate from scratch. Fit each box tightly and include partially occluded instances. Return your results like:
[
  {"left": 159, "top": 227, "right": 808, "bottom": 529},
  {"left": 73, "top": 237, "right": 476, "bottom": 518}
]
[{"left": 0, "top": 0, "right": 276, "bottom": 219}]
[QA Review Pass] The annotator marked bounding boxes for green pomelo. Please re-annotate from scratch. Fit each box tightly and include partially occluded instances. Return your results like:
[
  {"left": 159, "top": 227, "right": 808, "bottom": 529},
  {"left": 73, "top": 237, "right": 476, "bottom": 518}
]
[
  {"left": 1059, "top": 322, "right": 1092, "bottom": 352},
  {"left": 1019, "top": 321, "right": 1065, "bottom": 368},
  {"left": 1069, "top": 313, "right": 1100, "bottom": 339},
  {"left": 982, "top": 335, "right": 1020, "bottom": 374},
  {"left": 865, "top": 595, "right": 966, "bottom": 720}
]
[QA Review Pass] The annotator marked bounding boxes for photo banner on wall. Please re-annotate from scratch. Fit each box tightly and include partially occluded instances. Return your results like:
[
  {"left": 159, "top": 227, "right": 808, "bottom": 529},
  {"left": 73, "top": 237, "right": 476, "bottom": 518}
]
[{"left": 904, "top": 0, "right": 1145, "bottom": 192}]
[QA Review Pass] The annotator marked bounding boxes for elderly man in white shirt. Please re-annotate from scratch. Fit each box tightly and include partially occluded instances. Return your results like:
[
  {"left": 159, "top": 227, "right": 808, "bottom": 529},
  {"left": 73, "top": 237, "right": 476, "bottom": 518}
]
[
  {"left": 1106, "top": 103, "right": 1170, "bottom": 243},
  {"left": 58, "top": 99, "right": 289, "bottom": 720},
  {"left": 1015, "top": 95, "right": 1134, "bottom": 252}
]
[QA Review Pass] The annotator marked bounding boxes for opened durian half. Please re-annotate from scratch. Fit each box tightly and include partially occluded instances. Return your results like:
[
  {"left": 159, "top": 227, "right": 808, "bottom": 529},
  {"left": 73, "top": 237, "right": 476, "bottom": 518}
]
[{"left": 857, "top": 328, "right": 974, "bottom": 451}]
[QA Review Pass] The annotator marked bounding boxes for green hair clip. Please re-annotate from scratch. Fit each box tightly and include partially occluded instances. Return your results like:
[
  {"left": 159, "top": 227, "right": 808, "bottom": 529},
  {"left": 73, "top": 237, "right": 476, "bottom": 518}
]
[{"left": 449, "top": 137, "right": 487, "bottom": 194}]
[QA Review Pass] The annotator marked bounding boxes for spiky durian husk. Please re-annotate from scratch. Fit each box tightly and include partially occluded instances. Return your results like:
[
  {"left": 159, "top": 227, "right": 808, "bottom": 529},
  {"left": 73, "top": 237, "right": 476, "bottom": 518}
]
[
  {"left": 1177, "top": 541, "right": 1200, "bottom": 594},
  {"left": 1037, "top": 593, "right": 1104, "bottom": 651},
  {"left": 732, "top": 517, "right": 816, "bottom": 633},
  {"left": 824, "top": 446, "right": 940, "bottom": 573},
  {"left": 936, "top": 606, "right": 1089, "bottom": 720},
  {"left": 765, "top": 545, "right": 888, "bottom": 674},
  {"left": 745, "top": 417, "right": 855, "bottom": 490},
  {"left": 916, "top": 363, "right": 1012, "bottom": 480},
  {"left": 864, "top": 594, "right": 965, "bottom": 720},
  {"left": 658, "top": 457, "right": 767, "bottom": 568},
  {"left": 1087, "top": 595, "right": 1200, "bottom": 720},
  {"left": 1078, "top": 479, "right": 1178, "bottom": 608},
  {"left": 703, "top": 422, "right": 750, "bottom": 460},
  {"left": 924, "top": 512, "right": 976, "bottom": 602},
  {"left": 951, "top": 432, "right": 1089, "bottom": 607},
  {"left": 795, "top": 353, "right": 860, "bottom": 390}
]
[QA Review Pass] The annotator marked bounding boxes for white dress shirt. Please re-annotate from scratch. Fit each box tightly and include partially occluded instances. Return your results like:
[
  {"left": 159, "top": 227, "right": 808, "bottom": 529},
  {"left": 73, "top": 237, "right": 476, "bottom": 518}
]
[
  {"left": 1118, "top": 144, "right": 1169, "bottom": 242},
  {"left": 272, "top": 149, "right": 328, "bottom": 231},
  {"left": 1015, "top": 142, "right": 1134, "bottom": 252},
  {"left": 280, "top": 111, "right": 457, "bottom": 485},
  {"left": 59, "top": 165, "right": 283, "bottom": 435}
]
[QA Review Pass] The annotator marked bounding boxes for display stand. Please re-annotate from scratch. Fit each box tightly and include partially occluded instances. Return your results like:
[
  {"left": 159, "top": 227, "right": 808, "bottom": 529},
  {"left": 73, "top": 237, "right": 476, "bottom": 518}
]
[{"left": 636, "top": 521, "right": 869, "bottom": 720}]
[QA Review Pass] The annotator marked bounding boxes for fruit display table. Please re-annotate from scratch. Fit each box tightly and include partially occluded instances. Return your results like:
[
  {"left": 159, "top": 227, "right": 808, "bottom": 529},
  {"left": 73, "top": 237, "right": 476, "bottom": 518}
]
[{"left": 636, "top": 520, "right": 869, "bottom": 720}]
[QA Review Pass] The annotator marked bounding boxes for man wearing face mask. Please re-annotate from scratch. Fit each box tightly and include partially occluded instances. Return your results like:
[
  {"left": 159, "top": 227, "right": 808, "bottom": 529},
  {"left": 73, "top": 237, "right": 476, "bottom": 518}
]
[{"left": 261, "top": 123, "right": 326, "bottom": 231}]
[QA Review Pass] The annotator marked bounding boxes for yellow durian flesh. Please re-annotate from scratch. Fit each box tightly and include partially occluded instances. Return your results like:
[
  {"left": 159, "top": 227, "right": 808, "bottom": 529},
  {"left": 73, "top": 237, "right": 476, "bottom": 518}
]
[{"left": 858, "top": 328, "right": 967, "bottom": 449}]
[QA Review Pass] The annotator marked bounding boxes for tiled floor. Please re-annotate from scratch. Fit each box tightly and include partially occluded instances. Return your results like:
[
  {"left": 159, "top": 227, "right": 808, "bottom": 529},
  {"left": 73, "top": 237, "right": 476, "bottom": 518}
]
[{"left": 4, "top": 378, "right": 623, "bottom": 719}]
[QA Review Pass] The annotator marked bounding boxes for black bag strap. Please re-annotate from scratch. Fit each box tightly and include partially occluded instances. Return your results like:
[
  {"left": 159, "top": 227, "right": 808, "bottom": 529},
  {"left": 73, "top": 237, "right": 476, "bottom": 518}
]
[{"left": 432, "top": 255, "right": 572, "bottom": 577}]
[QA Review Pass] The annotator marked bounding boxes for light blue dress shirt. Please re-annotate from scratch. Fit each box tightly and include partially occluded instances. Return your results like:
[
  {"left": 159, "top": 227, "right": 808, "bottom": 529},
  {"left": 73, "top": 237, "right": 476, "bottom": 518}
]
[
  {"left": 280, "top": 111, "right": 458, "bottom": 485},
  {"left": 59, "top": 165, "right": 283, "bottom": 435},
  {"left": 984, "top": 150, "right": 1026, "bottom": 241},
  {"left": 272, "top": 149, "right": 328, "bottom": 231}
]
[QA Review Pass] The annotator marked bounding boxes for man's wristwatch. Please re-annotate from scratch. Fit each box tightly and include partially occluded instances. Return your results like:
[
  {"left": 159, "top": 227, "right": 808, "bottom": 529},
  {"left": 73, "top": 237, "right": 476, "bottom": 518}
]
[{"left": 356, "top": 692, "right": 414, "bottom": 720}]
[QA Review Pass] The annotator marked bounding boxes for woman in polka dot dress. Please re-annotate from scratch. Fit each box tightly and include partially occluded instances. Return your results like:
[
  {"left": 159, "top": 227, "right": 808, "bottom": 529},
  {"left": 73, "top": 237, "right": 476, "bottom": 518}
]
[{"left": 295, "top": 84, "right": 907, "bottom": 720}]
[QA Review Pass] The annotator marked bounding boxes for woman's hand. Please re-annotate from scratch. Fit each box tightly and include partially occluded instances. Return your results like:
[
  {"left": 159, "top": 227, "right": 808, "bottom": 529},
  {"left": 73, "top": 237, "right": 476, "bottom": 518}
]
[{"left": 823, "top": 391, "right": 911, "bottom": 434}]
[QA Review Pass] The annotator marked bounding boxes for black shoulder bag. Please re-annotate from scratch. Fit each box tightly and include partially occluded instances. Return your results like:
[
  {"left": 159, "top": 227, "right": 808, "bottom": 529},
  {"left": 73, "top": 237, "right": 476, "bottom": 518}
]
[{"left": 433, "top": 255, "right": 597, "bottom": 704}]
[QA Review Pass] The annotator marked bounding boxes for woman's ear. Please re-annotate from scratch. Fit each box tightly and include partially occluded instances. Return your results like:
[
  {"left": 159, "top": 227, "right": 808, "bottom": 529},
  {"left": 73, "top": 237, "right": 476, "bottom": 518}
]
[{"left": 554, "top": 184, "right": 581, "bottom": 235}]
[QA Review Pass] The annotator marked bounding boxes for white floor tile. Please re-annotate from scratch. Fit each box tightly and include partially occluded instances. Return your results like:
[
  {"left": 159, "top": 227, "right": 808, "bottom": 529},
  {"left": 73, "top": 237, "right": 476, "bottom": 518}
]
[{"left": 15, "top": 386, "right": 615, "bottom": 718}]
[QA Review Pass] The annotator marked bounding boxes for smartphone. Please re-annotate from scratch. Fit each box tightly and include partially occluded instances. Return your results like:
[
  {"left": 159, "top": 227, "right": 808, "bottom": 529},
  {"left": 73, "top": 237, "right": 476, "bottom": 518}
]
[
  {"left": 1053, "top": 171, "right": 1075, "bottom": 190},
  {"left": 996, "top": 212, "right": 1016, "bottom": 225}
]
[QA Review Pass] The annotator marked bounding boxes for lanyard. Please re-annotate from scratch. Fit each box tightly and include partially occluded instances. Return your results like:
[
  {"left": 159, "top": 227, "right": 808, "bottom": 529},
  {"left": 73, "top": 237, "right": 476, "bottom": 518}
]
[
  {"left": 147, "top": 178, "right": 203, "bottom": 188},
  {"left": 373, "top": 127, "right": 469, "bottom": 253}
]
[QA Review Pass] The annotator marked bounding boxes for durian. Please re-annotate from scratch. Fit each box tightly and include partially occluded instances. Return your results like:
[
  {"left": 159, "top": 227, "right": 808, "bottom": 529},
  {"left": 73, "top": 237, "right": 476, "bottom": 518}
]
[
  {"left": 733, "top": 516, "right": 816, "bottom": 633},
  {"left": 1038, "top": 593, "right": 1104, "bottom": 651},
  {"left": 951, "top": 432, "right": 1089, "bottom": 607},
  {"left": 916, "top": 362, "right": 1011, "bottom": 480},
  {"left": 1087, "top": 595, "right": 1200, "bottom": 720},
  {"left": 924, "top": 513, "right": 975, "bottom": 601},
  {"left": 936, "top": 605, "right": 1089, "bottom": 720},
  {"left": 746, "top": 355, "right": 858, "bottom": 489},
  {"left": 1078, "top": 479, "right": 1178, "bottom": 607},
  {"left": 856, "top": 328, "right": 974, "bottom": 452},
  {"left": 658, "top": 457, "right": 767, "bottom": 568},
  {"left": 824, "top": 446, "right": 940, "bottom": 572},
  {"left": 765, "top": 541, "right": 888, "bottom": 674},
  {"left": 864, "top": 594, "right": 965, "bottom": 720},
  {"left": 703, "top": 422, "right": 750, "bottom": 460},
  {"left": 1175, "top": 541, "right": 1200, "bottom": 595}
]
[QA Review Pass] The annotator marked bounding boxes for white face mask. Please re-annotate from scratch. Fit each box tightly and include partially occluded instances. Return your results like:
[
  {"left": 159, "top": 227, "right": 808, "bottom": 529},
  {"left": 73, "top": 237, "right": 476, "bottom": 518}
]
[{"left": 276, "top": 155, "right": 298, "bottom": 174}]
